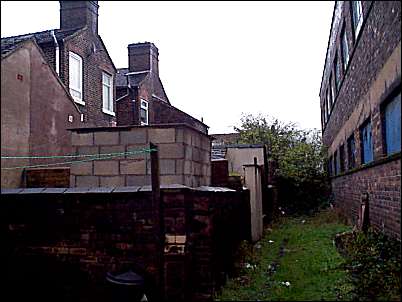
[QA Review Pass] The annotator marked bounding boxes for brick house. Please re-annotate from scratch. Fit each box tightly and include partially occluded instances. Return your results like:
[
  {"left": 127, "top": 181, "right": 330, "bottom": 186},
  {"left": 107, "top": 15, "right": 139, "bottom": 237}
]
[
  {"left": 115, "top": 42, "right": 209, "bottom": 134},
  {"left": 1, "top": 39, "right": 82, "bottom": 188},
  {"left": 319, "top": 1, "right": 401, "bottom": 238},
  {"left": 1, "top": 1, "right": 117, "bottom": 127}
]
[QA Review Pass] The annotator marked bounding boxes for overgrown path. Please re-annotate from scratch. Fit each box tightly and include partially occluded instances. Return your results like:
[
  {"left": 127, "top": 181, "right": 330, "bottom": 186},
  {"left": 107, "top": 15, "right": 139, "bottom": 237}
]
[{"left": 214, "top": 209, "right": 352, "bottom": 301}]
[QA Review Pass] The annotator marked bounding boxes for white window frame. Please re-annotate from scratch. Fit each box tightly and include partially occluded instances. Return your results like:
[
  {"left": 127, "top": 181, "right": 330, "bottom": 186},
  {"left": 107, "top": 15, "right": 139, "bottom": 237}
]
[
  {"left": 352, "top": 1, "right": 363, "bottom": 39},
  {"left": 69, "top": 51, "right": 84, "bottom": 105},
  {"left": 102, "top": 72, "right": 115, "bottom": 116},
  {"left": 140, "top": 99, "right": 149, "bottom": 126}
]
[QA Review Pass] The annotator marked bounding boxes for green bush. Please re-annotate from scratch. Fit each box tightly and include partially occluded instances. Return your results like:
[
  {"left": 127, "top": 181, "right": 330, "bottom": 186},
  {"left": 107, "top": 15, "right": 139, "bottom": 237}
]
[
  {"left": 234, "top": 113, "right": 330, "bottom": 215},
  {"left": 341, "top": 228, "right": 401, "bottom": 301}
]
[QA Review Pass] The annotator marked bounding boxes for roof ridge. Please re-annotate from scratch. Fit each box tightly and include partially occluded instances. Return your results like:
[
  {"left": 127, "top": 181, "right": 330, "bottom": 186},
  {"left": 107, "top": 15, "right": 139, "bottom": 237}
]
[{"left": 1, "top": 28, "right": 55, "bottom": 40}]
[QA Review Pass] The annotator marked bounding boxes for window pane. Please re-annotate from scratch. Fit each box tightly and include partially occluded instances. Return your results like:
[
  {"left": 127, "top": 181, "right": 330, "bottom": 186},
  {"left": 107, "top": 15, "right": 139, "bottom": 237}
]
[
  {"left": 140, "top": 108, "right": 148, "bottom": 124},
  {"left": 335, "top": 56, "right": 341, "bottom": 91},
  {"left": 361, "top": 121, "right": 373, "bottom": 164},
  {"left": 385, "top": 92, "right": 401, "bottom": 154},
  {"left": 339, "top": 145, "right": 345, "bottom": 172}
]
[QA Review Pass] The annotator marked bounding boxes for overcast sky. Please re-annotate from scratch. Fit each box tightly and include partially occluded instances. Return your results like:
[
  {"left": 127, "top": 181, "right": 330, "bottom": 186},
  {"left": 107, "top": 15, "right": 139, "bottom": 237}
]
[{"left": 1, "top": 1, "right": 334, "bottom": 134}]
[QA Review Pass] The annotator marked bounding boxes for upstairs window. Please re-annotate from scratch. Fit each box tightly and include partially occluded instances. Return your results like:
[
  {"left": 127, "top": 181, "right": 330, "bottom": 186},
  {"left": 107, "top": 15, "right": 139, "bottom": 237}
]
[
  {"left": 347, "top": 134, "right": 356, "bottom": 169},
  {"left": 69, "top": 51, "right": 83, "bottom": 104},
  {"left": 352, "top": 1, "right": 363, "bottom": 39},
  {"left": 334, "top": 54, "right": 341, "bottom": 91},
  {"left": 360, "top": 119, "right": 373, "bottom": 164},
  {"left": 341, "top": 27, "right": 350, "bottom": 71},
  {"left": 140, "top": 99, "right": 149, "bottom": 125},
  {"left": 339, "top": 144, "right": 345, "bottom": 173},
  {"left": 383, "top": 91, "right": 401, "bottom": 155},
  {"left": 102, "top": 72, "right": 114, "bottom": 115}
]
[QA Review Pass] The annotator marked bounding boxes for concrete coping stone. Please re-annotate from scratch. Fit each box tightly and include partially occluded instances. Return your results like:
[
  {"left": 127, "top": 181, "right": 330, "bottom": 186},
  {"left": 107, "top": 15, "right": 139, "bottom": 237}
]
[
  {"left": 112, "top": 186, "right": 141, "bottom": 193},
  {"left": 195, "top": 186, "right": 236, "bottom": 192},
  {"left": 19, "top": 188, "right": 46, "bottom": 194},
  {"left": 1, "top": 188, "right": 24, "bottom": 194},
  {"left": 160, "top": 184, "right": 192, "bottom": 190},
  {"left": 139, "top": 185, "right": 152, "bottom": 192},
  {"left": 42, "top": 188, "right": 68, "bottom": 194},
  {"left": 65, "top": 187, "right": 91, "bottom": 194},
  {"left": 87, "top": 187, "right": 115, "bottom": 193}
]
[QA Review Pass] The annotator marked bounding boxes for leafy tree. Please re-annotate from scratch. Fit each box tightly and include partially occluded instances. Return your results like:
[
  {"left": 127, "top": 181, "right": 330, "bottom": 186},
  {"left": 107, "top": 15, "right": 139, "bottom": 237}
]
[{"left": 234, "top": 113, "right": 329, "bottom": 214}]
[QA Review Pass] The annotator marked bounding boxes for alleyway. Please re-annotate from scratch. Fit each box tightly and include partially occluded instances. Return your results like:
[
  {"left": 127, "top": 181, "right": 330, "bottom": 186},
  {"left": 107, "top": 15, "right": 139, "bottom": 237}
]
[{"left": 214, "top": 209, "right": 352, "bottom": 301}]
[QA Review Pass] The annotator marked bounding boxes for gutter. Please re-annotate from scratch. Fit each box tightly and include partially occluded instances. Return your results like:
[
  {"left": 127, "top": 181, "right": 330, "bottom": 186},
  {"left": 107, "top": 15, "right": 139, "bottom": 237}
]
[{"left": 50, "top": 30, "right": 60, "bottom": 75}]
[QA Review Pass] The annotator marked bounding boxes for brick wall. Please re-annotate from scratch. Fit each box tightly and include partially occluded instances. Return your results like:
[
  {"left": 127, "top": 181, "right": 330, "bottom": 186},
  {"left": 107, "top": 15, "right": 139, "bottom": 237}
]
[
  {"left": 69, "top": 124, "right": 211, "bottom": 188},
  {"left": 60, "top": 28, "right": 116, "bottom": 127},
  {"left": 1, "top": 185, "right": 250, "bottom": 302},
  {"left": 211, "top": 160, "right": 229, "bottom": 187},
  {"left": 331, "top": 156, "right": 400, "bottom": 239},
  {"left": 319, "top": 1, "right": 401, "bottom": 239}
]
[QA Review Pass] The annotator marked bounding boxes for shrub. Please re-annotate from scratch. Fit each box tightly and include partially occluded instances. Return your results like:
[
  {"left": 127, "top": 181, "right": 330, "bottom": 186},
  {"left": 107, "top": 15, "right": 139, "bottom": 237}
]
[{"left": 340, "top": 228, "right": 401, "bottom": 301}]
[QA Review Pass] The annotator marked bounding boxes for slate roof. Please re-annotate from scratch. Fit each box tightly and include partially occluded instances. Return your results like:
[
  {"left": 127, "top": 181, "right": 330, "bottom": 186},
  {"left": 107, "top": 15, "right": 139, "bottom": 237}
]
[
  {"left": 1, "top": 28, "right": 80, "bottom": 57},
  {"left": 127, "top": 72, "right": 149, "bottom": 86},
  {"left": 116, "top": 68, "right": 151, "bottom": 88},
  {"left": 116, "top": 68, "right": 128, "bottom": 87}
]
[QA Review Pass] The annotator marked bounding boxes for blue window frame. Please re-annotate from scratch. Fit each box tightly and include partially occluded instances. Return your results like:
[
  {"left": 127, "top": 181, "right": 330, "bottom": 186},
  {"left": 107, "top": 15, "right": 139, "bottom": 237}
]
[
  {"left": 339, "top": 144, "right": 345, "bottom": 173},
  {"left": 383, "top": 92, "right": 401, "bottom": 155},
  {"left": 360, "top": 119, "right": 373, "bottom": 164},
  {"left": 347, "top": 134, "right": 356, "bottom": 169}
]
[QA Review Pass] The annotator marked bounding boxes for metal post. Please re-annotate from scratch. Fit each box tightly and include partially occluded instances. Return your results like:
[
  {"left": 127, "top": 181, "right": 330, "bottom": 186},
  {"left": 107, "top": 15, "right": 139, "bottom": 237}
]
[{"left": 150, "top": 142, "right": 164, "bottom": 299}]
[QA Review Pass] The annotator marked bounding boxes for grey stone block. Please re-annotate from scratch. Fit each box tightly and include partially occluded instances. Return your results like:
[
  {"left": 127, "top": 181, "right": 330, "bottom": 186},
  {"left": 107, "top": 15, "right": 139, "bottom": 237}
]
[
  {"left": 160, "top": 159, "right": 176, "bottom": 175},
  {"left": 159, "top": 143, "right": 184, "bottom": 159},
  {"left": 94, "top": 160, "right": 119, "bottom": 175},
  {"left": 160, "top": 175, "right": 184, "bottom": 185},
  {"left": 75, "top": 176, "right": 99, "bottom": 187},
  {"left": 72, "top": 132, "right": 93, "bottom": 146},
  {"left": 120, "top": 159, "right": 146, "bottom": 175},
  {"left": 149, "top": 128, "right": 175, "bottom": 143},
  {"left": 70, "top": 161, "right": 93, "bottom": 176},
  {"left": 126, "top": 175, "right": 151, "bottom": 186},
  {"left": 99, "top": 176, "right": 125, "bottom": 187},
  {"left": 120, "top": 129, "right": 147, "bottom": 145},
  {"left": 94, "top": 131, "right": 119, "bottom": 145}
]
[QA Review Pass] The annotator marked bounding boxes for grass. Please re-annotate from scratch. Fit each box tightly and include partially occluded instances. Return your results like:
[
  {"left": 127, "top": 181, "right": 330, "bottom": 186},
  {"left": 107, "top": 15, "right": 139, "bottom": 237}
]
[{"left": 214, "top": 209, "right": 353, "bottom": 301}]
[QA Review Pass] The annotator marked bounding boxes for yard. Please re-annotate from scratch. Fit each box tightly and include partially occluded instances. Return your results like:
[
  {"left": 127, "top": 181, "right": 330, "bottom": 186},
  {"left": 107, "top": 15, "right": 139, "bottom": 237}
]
[{"left": 214, "top": 208, "right": 401, "bottom": 301}]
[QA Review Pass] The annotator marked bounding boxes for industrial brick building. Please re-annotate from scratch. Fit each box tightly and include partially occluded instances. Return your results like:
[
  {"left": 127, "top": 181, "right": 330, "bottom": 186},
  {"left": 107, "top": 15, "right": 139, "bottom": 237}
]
[{"left": 320, "top": 1, "right": 401, "bottom": 239}]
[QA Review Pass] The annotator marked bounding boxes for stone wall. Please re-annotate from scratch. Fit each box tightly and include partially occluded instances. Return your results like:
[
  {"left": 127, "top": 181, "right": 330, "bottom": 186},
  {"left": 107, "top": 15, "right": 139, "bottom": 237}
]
[
  {"left": 1, "top": 185, "right": 250, "bottom": 302},
  {"left": 69, "top": 124, "right": 211, "bottom": 188}
]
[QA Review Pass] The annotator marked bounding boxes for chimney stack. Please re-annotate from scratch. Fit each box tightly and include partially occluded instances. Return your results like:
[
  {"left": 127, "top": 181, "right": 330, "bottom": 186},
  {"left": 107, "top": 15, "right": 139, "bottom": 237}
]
[
  {"left": 60, "top": 1, "right": 99, "bottom": 34},
  {"left": 128, "top": 42, "right": 159, "bottom": 75}
]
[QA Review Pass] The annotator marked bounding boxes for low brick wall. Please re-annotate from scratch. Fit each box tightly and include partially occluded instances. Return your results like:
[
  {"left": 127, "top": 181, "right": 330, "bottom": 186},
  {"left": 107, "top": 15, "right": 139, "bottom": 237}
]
[
  {"left": 331, "top": 156, "right": 401, "bottom": 239},
  {"left": 69, "top": 124, "right": 211, "bottom": 188},
  {"left": 1, "top": 185, "right": 250, "bottom": 302}
]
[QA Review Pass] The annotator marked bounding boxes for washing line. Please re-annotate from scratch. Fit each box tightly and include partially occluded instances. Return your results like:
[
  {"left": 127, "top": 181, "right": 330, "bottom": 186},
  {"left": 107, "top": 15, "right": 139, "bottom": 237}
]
[
  {"left": 1, "top": 148, "right": 156, "bottom": 170},
  {"left": 1, "top": 148, "right": 156, "bottom": 159}
]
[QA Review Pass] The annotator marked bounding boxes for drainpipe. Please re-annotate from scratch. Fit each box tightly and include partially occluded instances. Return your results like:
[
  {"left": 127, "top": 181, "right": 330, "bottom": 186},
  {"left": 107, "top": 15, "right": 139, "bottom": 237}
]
[{"left": 51, "top": 30, "right": 60, "bottom": 75}]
